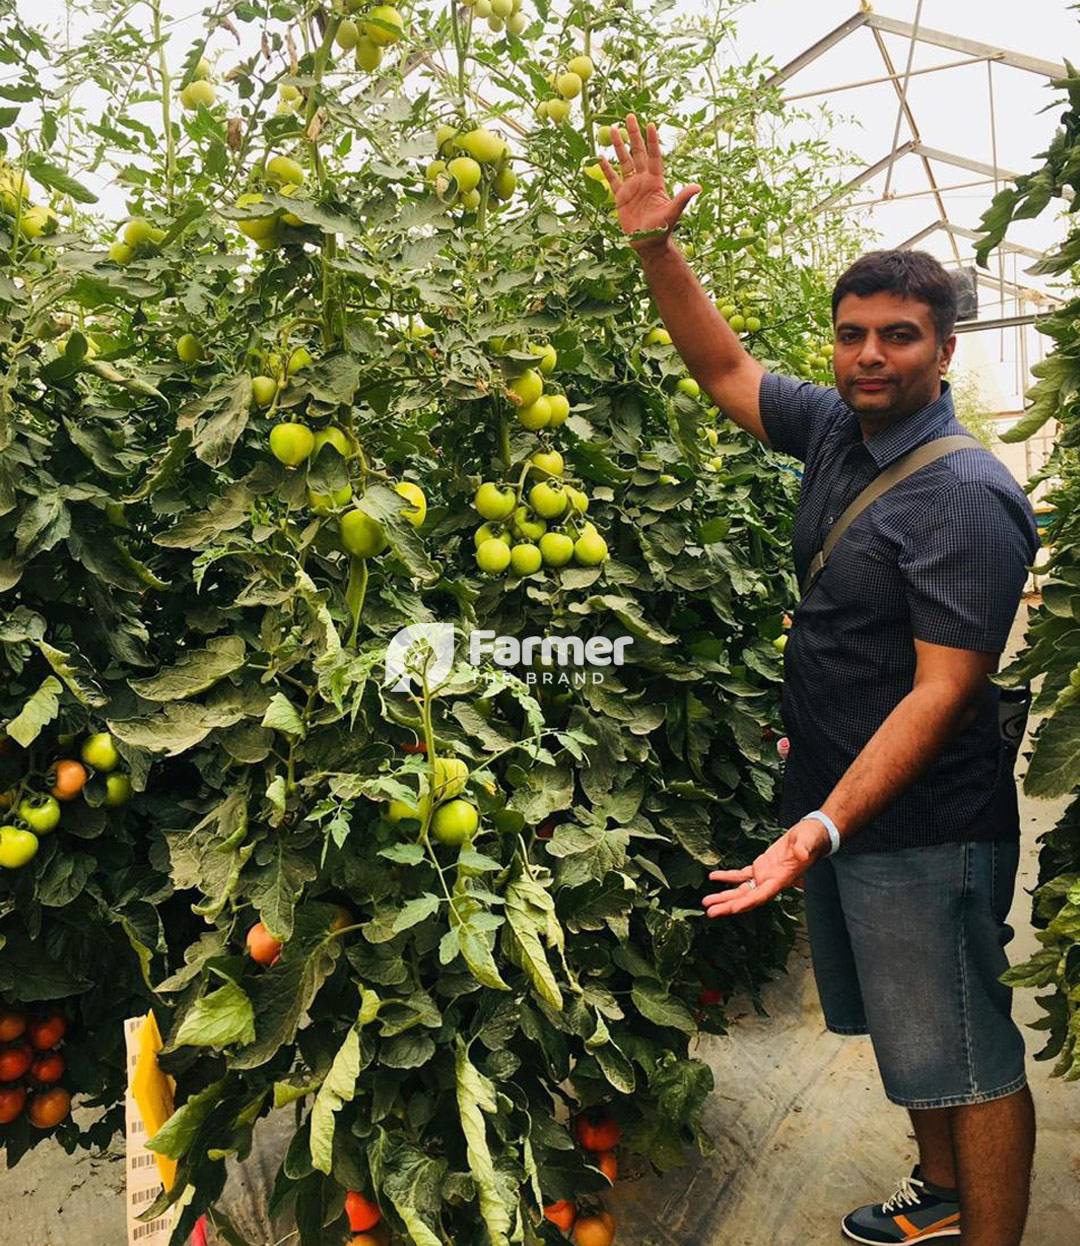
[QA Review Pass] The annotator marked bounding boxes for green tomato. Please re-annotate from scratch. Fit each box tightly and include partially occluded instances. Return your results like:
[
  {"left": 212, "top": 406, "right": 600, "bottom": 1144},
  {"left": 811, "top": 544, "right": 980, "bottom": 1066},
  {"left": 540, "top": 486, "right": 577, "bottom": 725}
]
[
  {"left": 431, "top": 799, "right": 478, "bottom": 846},
  {"left": 474, "top": 523, "right": 512, "bottom": 549},
  {"left": 17, "top": 796, "right": 61, "bottom": 834},
  {"left": 426, "top": 159, "right": 447, "bottom": 183},
  {"left": 266, "top": 155, "right": 305, "bottom": 186},
  {"left": 530, "top": 449, "right": 563, "bottom": 477},
  {"left": 772, "top": 633, "right": 789, "bottom": 653},
  {"left": 460, "top": 188, "right": 481, "bottom": 212},
  {"left": 104, "top": 773, "right": 132, "bottom": 808},
  {"left": 474, "top": 482, "right": 517, "bottom": 521},
  {"left": 336, "top": 18, "right": 360, "bottom": 49},
  {"left": 180, "top": 79, "right": 216, "bottom": 110},
  {"left": 365, "top": 4, "right": 404, "bottom": 46},
  {"left": 251, "top": 375, "right": 277, "bottom": 406},
  {"left": 528, "top": 482, "right": 568, "bottom": 519},
  {"left": 574, "top": 531, "right": 609, "bottom": 566},
  {"left": 545, "top": 394, "right": 570, "bottom": 427},
  {"left": 492, "top": 167, "right": 517, "bottom": 201},
  {"left": 568, "top": 487, "right": 589, "bottom": 514},
  {"left": 269, "top": 422, "right": 315, "bottom": 467},
  {"left": 510, "top": 543, "right": 543, "bottom": 576},
  {"left": 287, "top": 346, "right": 314, "bottom": 375},
  {"left": 545, "top": 98, "right": 570, "bottom": 123},
  {"left": 822, "top": 342, "right": 835, "bottom": 358},
  {"left": 728, "top": 314, "right": 747, "bottom": 332},
  {"left": 433, "top": 756, "right": 469, "bottom": 801},
  {"left": 435, "top": 124, "right": 459, "bottom": 154},
  {"left": 81, "top": 732, "right": 119, "bottom": 772},
  {"left": 539, "top": 532, "right": 574, "bottom": 567},
  {"left": 567, "top": 55, "right": 594, "bottom": 81},
  {"left": 340, "top": 510, "right": 388, "bottom": 558},
  {"left": 123, "top": 218, "right": 158, "bottom": 247},
  {"left": 395, "top": 481, "right": 427, "bottom": 527},
  {"left": 507, "top": 10, "right": 527, "bottom": 34},
  {"left": 108, "top": 241, "right": 133, "bottom": 265},
  {"left": 511, "top": 506, "right": 547, "bottom": 541},
  {"left": 193, "top": 57, "right": 212, "bottom": 80},
  {"left": 279, "top": 83, "right": 302, "bottom": 103},
  {"left": 557, "top": 72, "right": 583, "bottom": 99},
  {"left": 313, "top": 426, "right": 352, "bottom": 457},
  {"left": 0, "top": 826, "right": 38, "bottom": 869},
  {"left": 355, "top": 36, "right": 384, "bottom": 71},
  {"left": 745, "top": 315, "right": 762, "bottom": 333},
  {"left": 385, "top": 798, "right": 421, "bottom": 824},
  {"left": 447, "top": 157, "right": 481, "bottom": 194},
  {"left": 677, "top": 377, "right": 701, "bottom": 398},
  {"left": 459, "top": 128, "right": 506, "bottom": 164},
  {"left": 307, "top": 485, "right": 353, "bottom": 514},
  {"left": 176, "top": 333, "right": 203, "bottom": 364},
  {"left": 476, "top": 538, "right": 512, "bottom": 574},
  {"left": 644, "top": 327, "right": 672, "bottom": 346},
  {"left": 529, "top": 343, "right": 557, "bottom": 374},
  {"left": 517, "top": 397, "right": 552, "bottom": 430}
]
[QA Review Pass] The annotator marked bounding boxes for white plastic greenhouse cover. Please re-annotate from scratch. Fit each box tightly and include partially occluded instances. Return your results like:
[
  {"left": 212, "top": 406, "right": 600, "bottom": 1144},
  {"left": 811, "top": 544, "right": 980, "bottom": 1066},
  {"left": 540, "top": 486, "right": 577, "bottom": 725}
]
[{"left": 725, "top": 0, "right": 1078, "bottom": 410}]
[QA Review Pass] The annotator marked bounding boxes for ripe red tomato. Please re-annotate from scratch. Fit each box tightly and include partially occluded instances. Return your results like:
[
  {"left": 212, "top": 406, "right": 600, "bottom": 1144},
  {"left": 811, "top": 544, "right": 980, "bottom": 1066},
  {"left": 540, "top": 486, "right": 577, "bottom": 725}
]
[
  {"left": 543, "top": 1200, "right": 577, "bottom": 1231},
  {"left": 573, "top": 1109, "right": 621, "bottom": 1152},
  {"left": 0, "top": 1086, "right": 26, "bottom": 1123},
  {"left": 27, "top": 1087, "right": 71, "bottom": 1128},
  {"left": 0, "top": 1008, "right": 26, "bottom": 1042},
  {"left": 400, "top": 739, "right": 427, "bottom": 754},
  {"left": 697, "top": 988, "right": 725, "bottom": 1008},
  {"left": 30, "top": 1052, "right": 64, "bottom": 1084},
  {"left": 0, "top": 1043, "right": 33, "bottom": 1082},
  {"left": 345, "top": 1191, "right": 381, "bottom": 1232},
  {"left": 27, "top": 1014, "right": 67, "bottom": 1051}
]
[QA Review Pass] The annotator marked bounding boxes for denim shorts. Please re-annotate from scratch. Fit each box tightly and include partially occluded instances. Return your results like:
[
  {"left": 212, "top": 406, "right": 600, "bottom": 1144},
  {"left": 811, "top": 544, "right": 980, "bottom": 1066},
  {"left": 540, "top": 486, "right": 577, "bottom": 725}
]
[{"left": 802, "top": 838, "right": 1028, "bottom": 1109}]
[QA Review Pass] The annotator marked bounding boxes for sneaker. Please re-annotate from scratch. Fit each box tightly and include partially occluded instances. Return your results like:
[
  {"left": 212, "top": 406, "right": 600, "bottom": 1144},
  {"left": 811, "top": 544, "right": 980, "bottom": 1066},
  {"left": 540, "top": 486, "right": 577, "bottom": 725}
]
[{"left": 841, "top": 1166, "right": 961, "bottom": 1243}]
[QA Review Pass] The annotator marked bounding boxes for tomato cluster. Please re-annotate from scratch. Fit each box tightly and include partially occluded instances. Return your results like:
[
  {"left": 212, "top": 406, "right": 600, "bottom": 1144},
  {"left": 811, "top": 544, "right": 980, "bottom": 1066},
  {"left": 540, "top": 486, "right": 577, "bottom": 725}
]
[
  {"left": 0, "top": 1005, "right": 72, "bottom": 1130},
  {"left": 0, "top": 731, "right": 132, "bottom": 873},
  {"left": 540, "top": 1111, "right": 621, "bottom": 1242}
]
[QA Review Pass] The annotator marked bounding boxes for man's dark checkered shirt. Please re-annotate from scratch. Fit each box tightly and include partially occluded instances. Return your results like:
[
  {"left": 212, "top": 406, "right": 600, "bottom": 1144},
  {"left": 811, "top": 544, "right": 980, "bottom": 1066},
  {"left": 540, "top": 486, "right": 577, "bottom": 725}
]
[{"left": 759, "top": 373, "right": 1040, "bottom": 855}]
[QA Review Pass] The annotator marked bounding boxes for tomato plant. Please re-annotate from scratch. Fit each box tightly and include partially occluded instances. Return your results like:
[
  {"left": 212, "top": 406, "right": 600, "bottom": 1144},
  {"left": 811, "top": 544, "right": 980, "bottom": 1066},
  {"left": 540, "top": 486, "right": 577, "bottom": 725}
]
[
  {"left": 974, "top": 59, "right": 1080, "bottom": 1080},
  {"left": 0, "top": 0, "right": 869, "bottom": 1233}
]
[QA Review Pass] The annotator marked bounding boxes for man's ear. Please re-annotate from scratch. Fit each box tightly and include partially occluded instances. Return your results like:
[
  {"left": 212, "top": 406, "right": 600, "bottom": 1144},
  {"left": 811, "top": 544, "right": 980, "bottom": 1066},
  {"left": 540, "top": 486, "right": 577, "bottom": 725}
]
[{"left": 939, "top": 333, "right": 957, "bottom": 374}]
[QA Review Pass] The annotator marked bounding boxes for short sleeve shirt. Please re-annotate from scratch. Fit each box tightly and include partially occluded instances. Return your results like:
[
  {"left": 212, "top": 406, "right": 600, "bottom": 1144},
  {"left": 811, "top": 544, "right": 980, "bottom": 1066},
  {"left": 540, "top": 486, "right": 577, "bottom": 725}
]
[{"left": 758, "top": 372, "right": 1040, "bottom": 854}]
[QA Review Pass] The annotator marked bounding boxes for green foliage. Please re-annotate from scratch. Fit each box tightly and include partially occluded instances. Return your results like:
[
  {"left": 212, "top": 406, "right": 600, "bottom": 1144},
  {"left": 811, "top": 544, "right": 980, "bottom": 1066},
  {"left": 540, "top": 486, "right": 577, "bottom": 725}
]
[
  {"left": 974, "top": 45, "right": 1080, "bottom": 1080},
  {"left": 0, "top": 0, "right": 868, "bottom": 1236}
]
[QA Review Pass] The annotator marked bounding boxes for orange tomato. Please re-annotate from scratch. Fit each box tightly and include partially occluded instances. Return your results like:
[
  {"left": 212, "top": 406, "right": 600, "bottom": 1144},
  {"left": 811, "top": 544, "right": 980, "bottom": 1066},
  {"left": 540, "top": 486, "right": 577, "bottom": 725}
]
[
  {"left": 348, "top": 1228, "right": 389, "bottom": 1246},
  {"left": 329, "top": 905, "right": 354, "bottom": 933},
  {"left": 345, "top": 1191, "right": 382, "bottom": 1232},
  {"left": 49, "top": 759, "right": 88, "bottom": 801},
  {"left": 0, "top": 1008, "right": 26, "bottom": 1042},
  {"left": 596, "top": 1150, "right": 617, "bottom": 1184},
  {"left": 572, "top": 1214, "right": 615, "bottom": 1246},
  {"left": 0, "top": 1086, "right": 26, "bottom": 1124},
  {"left": 246, "top": 921, "right": 282, "bottom": 966},
  {"left": 27, "top": 1014, "right": 67, "bottom": 1051},
  {"left": 543, "top": 1200, "right": 577, "bottom": 1231},
  {"left": 30, "top": 1052, "right": 64, "bottom": 1084},
  {"left": 573, "top": 1110, "right": 621, "bottom": 1152},
  {"left": 0, "top": 1043, "right": 33, "bottom": 1082},
  {"left": 27, "top": 1086, "right": 71, "bottom": 1128}
]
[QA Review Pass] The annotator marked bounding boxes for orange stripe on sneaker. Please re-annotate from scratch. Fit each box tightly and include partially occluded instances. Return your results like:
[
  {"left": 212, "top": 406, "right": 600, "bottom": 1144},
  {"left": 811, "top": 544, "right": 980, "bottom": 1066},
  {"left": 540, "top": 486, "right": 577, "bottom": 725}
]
[{"left": 893, "top": 1211, "right": 961, "bottom": 1239}]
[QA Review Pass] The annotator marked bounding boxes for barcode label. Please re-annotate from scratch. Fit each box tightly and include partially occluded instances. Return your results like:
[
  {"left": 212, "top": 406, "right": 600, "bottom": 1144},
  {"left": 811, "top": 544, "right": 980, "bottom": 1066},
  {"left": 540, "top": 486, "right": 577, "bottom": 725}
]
[
  {"left": 134, "top": 1218, "right": 170, "bottom": 1241},
  {"left": 130, "top": 1153, "right": 157, "bottom": 1171}
]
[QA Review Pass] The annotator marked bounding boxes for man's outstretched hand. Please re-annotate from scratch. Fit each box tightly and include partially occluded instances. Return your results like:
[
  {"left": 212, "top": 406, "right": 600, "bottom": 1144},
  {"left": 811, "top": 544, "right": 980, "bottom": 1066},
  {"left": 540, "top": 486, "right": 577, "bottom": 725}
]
[
  {"left": 597, "top": 114, "right": 701, "bottom": 254},
  {"left": 701, "top": 820, "right": 831, "bottom": 917}
]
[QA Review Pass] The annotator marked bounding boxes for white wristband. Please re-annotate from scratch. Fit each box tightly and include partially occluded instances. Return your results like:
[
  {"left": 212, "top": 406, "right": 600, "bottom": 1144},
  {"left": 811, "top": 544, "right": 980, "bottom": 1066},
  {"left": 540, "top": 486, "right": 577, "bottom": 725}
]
[{"left": 804, "top": 810, "right": 841, "bottom": 857}]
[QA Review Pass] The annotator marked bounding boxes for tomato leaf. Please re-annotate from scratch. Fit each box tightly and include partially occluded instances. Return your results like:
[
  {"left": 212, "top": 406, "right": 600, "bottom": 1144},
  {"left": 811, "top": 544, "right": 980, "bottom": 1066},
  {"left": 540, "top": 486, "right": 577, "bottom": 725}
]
[
  {"left": 309, "top": 1024, "right": 361, "bottom": 1174},
  {"left": 171, "top": 979, "right": 256, "bottom": 1050}
]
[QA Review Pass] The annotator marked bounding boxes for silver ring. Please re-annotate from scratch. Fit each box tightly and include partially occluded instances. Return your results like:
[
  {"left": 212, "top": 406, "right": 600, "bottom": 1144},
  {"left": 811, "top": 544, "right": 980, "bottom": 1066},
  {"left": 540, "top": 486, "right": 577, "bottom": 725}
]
[{"left": 745, "top": 878, "right": 757, "bottom": 890}]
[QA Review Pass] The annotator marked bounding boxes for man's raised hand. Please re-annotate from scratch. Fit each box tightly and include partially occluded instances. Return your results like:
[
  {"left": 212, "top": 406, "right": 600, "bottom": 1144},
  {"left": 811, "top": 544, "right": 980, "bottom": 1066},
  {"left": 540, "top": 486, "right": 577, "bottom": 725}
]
[{"left": 598, "top": 114, "right": 701, "bottom": 254}]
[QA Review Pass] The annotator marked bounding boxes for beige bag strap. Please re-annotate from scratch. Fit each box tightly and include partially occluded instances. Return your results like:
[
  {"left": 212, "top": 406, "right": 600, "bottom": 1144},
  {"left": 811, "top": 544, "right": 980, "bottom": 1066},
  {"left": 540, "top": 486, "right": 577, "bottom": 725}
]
[{"left": 801, "top": 435, "right": 981, "bottom": 597}]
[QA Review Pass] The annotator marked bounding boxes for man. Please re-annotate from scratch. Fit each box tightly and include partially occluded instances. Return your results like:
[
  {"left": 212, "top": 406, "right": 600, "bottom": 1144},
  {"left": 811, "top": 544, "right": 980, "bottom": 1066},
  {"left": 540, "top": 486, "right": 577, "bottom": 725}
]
[{"left": 597, "top": 118, "right": 1040, "bottom": 1246}]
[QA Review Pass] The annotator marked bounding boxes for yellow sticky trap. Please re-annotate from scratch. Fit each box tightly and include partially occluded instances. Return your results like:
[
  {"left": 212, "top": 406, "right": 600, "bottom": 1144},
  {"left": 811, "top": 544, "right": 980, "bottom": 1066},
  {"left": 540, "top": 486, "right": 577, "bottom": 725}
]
[{"left": 133, "top": 1012, "right": 178, "bottom": 1191}]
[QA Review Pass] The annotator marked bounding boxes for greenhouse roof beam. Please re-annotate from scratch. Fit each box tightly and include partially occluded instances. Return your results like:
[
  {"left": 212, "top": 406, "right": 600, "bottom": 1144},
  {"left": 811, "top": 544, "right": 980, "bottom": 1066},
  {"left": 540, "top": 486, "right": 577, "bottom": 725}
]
[
  {"left": 812, "top": 138, "right": 919, "bottom": 212},
  {"left": 864, "top": 13, "right": 1066, "bottom": 80},
  {"left": 954, "top": 314, "right": 1039, "bottom": 333},
  {"left": 940, "top": 222, "right": 1045, "bottom": 263},
  {"left": 763, "top": 10, "right": 874, "bottom": 86},
  {"left": 912, "top": 144, "right": 1022, "bottom": 183}
]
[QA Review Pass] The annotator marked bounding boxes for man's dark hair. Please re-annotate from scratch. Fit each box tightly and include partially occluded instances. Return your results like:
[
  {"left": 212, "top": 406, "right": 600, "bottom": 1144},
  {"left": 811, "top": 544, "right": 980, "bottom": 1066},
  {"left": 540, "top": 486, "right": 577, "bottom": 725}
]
[{"left": 831, "top": 249, "right": 958, "bottom": 345}]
